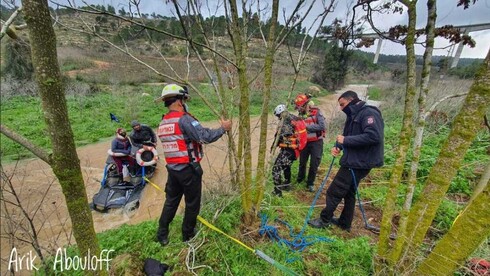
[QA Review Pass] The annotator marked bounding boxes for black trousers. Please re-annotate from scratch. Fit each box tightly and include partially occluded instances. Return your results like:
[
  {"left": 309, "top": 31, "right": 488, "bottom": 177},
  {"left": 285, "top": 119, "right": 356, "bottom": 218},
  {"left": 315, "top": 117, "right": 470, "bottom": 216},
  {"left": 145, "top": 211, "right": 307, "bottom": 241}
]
[
  {"left": 157, "top": 165, "right": 202, "bottom": 241},
  {"left": 272, "top": 148, "right": 296, "bottom": 192},
  {"left": 320, "top": 167, "right": 370, "bottom": 228},
  {"left": 297, "top": 139, "right": 324, "bottom": 187}
]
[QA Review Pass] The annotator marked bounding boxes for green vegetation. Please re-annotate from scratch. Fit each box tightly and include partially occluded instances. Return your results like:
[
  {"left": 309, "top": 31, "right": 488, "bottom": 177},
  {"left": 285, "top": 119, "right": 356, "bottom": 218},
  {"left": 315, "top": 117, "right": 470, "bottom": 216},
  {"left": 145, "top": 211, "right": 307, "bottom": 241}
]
[
  {"left": 448, "top": 60, "right": 484, "bottom": 79},
  {"left": 311, "top": 44, "right": 352, "bottom": 91},
  {"left": 59, "top": 57, "right": 94, "bottom": 72},
  {"left": 4, "top": 79, "right": 488, "bottom": 274},
  {"left": 37, "top": 194, "right": 374, "bottom": 275},
  {"left": 367, "top": 86, "right": 381, "bottom": 100},
  {"left": 0, "top": 80, "right": 323, "bottom": 161},
  {"left": 1, "top": 5, "right": 487, "bottom": 271}
]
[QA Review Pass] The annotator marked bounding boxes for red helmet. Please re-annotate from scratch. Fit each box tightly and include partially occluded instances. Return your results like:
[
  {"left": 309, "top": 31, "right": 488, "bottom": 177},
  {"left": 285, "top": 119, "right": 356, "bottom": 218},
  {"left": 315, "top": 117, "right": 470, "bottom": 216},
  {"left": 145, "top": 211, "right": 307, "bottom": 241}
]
[{"left": 294, "top": 94, "right": 310, "bottom": 108}]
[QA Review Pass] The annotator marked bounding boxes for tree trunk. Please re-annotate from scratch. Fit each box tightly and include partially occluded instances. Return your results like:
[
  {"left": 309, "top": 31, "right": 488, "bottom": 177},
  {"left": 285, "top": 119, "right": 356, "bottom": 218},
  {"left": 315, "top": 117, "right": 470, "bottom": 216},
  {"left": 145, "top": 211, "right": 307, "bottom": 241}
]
[
  {"left": 22, "top": 0, "right": 100, "bottom": 264},
  {"left": 253, "top": 0, "right": 279, "bottom": 211},
  {"left": 376, "top": 1, "right": 418, "bottom": 269},
  {"left": 399, "top": 48, "right": 490, "bottom": 269},
  {"left": 227, "top": 0, "right": 253, "bottom": 222},
  {"left": 416, "top": 179, "right": 490, "bottom": 275},
  {"left": 391, "top": 0, "right": 437, "bottom": 263}
]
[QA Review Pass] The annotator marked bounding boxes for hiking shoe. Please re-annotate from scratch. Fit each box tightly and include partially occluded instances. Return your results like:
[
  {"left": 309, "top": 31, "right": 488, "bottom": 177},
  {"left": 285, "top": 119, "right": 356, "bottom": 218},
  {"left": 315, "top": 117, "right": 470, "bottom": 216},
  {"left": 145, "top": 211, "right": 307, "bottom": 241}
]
[
  {"left": 296, "top": 177, "right": 304, "bottom": 184},
  {"left": 158, "top": 236, "right": 169, "bottom": 246},
  {"left": 272, "top": 189, "right": 283, "bottom": 197},
  {"left": 307, "top": 185, "right": 315, "bottom": 192},
  {"left": 331, "top": 217, "right": 351, "bottom": 232},
  {"left": 183, "top": 229, "right": 197, "bottom": 242},
  {"left": 308, "top": 218, "right": 331, "bottom": 229}
]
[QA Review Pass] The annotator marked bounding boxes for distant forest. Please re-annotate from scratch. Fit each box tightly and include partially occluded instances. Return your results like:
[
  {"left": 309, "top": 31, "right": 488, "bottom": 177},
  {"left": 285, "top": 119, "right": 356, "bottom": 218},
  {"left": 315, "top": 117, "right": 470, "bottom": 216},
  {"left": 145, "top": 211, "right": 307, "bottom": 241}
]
[{"left": 1, "top": 3, "right": 483, "bottom": 77}]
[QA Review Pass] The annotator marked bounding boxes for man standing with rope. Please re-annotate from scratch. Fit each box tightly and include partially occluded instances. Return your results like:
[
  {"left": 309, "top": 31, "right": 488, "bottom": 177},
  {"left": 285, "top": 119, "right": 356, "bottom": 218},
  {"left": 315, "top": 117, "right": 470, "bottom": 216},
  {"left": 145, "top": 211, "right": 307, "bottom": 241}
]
[
  {"left": 155, "top": 84, "right": 232, "bottom": 246},
  {"left": 309, "top": 91, "right": 384, "bottom": 232}
]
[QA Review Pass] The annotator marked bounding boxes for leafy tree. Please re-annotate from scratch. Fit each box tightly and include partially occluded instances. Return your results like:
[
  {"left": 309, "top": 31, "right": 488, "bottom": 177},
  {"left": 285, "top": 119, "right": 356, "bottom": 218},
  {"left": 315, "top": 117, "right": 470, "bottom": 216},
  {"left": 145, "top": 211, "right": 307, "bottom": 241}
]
[
  {"left": 312, "top": 14, "right": 367, "bottom": 90},
  {"left": 312, "top": 43, "right": 352, "bottom": 91},
  {"left": 107, "top": 4, "right": 115, "bottom": 14},
  {"left": 118, "top": 7, "right": 126, "bottom": 16},
  {"left": 448, "top": 60, "right": 483, "bottom": 79}
]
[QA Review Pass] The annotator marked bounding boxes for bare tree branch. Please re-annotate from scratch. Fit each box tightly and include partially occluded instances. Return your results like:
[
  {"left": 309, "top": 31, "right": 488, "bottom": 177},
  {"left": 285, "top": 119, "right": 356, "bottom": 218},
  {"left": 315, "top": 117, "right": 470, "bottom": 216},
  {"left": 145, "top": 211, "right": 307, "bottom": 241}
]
[
  {"left": 424, "top": 93, "right": 468, "bottom": 118},
  {"left": 50, "top": 0, "right": 238, "bottom": 68},
  {"left": 0, "top": 7, "right": 22, "bottom": 40},
  {"left": 0, "top": 124, "right": 51, "bottom": 164}
]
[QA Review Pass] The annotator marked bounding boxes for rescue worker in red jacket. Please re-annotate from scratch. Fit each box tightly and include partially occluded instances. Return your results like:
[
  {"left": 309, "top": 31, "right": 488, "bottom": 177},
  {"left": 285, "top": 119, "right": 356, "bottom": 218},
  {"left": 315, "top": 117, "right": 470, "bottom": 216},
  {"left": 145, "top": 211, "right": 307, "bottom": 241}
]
[
  {"left": 155, "top": 84, "right": 232, "bottom": 246},
  {"left": 294, "top": 94, "right": 326, "bottom": 192},
  {"left": 271, "top": 104, "right": 300, "bottom": 197}
]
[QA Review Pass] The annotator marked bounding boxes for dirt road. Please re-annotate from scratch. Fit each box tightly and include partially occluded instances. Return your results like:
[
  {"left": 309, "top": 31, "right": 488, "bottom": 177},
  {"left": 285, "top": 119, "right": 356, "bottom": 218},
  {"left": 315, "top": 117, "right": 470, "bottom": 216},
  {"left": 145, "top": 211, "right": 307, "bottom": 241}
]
[{"left": 1, "top": 85, "right": 369, "bottom": 272}]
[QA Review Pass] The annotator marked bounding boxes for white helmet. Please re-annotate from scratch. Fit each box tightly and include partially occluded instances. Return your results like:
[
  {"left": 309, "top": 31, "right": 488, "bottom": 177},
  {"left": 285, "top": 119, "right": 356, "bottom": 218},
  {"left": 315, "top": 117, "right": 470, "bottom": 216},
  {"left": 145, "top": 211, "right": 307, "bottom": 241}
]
[
  {"left": 154, "top": 84, "right": 190, "bottom": 102},
  {"left": 274, "top": 104, "right": 287, "bottom": 117}
]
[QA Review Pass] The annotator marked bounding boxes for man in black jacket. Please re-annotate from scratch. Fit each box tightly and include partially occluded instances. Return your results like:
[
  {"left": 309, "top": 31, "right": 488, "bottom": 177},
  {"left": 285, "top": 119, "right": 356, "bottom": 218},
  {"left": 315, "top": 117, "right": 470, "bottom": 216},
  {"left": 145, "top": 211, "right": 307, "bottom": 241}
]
[
  {"left": 129, "top": 120, "right": 157, "bottom": 149},
  {"left": 308, "top": 90, "right": 384, "bottom": 231}
]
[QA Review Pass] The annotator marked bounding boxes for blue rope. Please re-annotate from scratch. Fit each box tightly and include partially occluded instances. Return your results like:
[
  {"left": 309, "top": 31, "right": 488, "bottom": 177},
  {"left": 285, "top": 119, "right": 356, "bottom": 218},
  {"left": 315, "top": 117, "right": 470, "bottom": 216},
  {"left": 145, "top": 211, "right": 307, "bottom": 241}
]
[
  {"left": 258, "top": 154, "right": 337, "bottom": 262},
  {"left": 341, "top": 144, "right": 371, "bottom": 229},
  {"left": 259, "top": 214, "right": 333, "bottom": 262},
  {"left": 101, "top": 163, "right": 109, "bottom": 187},
  {"left": 299, "top": 156, "right": 336, "bottom": 236},
  {"left": 350, "top": 168, "right": 369, "bottom": 228}
]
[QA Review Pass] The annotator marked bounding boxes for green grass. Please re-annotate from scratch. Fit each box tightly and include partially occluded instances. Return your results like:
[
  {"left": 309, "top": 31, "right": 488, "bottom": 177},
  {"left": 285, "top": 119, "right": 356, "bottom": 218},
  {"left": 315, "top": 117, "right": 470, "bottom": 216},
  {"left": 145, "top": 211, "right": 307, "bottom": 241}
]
[
  {"left": 367, "top": 86, "right": 381, "bottom": 100},
  {"left": 36, "top": 190, "right": 374, "bottom": 275},
  {"left": 5, "top": 82, "right": 487, "bottom": 274},
  {"left": 59, "top": 57, "right": 94, "bottom": 72},
  {"left": 0, "top": 80, "right": 328, "bottom": 161}
]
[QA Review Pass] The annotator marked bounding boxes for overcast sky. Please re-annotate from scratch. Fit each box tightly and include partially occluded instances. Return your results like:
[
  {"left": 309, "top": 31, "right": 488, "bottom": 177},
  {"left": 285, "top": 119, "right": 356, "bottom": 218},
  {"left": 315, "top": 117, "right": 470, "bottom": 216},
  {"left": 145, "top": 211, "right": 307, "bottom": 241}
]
[{"left": 59, "top": 0, "right": 490, "bottom": 58}]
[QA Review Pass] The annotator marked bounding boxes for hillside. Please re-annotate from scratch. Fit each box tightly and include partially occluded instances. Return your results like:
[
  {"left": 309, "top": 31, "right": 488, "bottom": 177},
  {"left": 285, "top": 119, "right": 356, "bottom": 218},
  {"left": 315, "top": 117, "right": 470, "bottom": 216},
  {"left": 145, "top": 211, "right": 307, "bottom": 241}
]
[{"left": 1, "top": 4, "right": 489, "bottom": 276}]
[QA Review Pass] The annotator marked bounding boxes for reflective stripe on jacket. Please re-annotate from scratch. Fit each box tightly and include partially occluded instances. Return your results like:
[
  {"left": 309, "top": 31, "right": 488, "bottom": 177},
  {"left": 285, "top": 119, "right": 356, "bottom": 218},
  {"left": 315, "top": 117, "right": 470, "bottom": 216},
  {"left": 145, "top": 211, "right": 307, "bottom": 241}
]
[
  {"left": 158, "top": 111, "right": 202, "bottom": 164},
  {"left": 304, "top": 107, "right": 325, "bottom": 142}
]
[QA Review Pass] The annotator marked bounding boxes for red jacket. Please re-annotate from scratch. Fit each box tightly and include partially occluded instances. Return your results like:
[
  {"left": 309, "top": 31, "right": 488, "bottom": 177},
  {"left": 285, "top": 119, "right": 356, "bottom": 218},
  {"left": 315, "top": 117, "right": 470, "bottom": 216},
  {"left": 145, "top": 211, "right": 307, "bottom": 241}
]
[{"left": 158, "top": 111, "right": 203, "bottom": 164}]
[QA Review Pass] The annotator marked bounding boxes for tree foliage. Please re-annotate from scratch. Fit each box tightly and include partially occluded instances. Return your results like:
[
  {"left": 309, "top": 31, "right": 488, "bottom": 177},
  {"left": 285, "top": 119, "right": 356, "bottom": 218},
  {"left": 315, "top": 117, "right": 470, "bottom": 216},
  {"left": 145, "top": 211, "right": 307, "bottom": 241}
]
[{"left": 311, "top": 44, "right": 352, "bottom": 91}]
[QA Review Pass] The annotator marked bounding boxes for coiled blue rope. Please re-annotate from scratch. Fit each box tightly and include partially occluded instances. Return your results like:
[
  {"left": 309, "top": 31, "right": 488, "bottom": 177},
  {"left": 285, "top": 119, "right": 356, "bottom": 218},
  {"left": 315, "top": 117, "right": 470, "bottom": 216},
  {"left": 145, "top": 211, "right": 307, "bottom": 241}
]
[{"left": 259, "top": 154, "right": 337, "bottom": 262}]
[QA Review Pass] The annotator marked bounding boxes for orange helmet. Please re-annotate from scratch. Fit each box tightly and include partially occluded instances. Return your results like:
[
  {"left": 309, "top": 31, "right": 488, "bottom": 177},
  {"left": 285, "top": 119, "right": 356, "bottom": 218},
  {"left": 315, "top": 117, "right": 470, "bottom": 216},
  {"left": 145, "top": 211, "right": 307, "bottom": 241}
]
[{"left": 294, "top": 94, "right": 310, "bottom": 108}]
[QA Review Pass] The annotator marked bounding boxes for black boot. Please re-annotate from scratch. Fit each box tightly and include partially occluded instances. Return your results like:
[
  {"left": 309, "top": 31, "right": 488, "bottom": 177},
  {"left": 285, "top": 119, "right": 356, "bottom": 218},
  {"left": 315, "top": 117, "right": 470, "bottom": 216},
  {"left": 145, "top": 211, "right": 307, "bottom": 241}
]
[{"left": 308, "top": 218, "right": 331, "bottom": 229}]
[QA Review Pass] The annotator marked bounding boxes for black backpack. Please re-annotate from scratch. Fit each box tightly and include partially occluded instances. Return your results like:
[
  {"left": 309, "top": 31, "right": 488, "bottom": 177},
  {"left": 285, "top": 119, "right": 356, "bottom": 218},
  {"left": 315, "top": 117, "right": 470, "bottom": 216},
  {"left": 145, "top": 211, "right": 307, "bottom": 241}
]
[{"left": 143, "top": 258, "right": 169, "bottom": 276}]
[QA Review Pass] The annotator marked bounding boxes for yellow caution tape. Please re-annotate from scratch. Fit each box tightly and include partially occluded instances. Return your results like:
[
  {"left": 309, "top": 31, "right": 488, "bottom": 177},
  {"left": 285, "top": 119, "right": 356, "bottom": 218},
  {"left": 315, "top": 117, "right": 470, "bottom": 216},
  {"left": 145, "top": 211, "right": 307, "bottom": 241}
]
[
  {"left": 146, "top": 176, "right": 296, "bottom": 275},
  {"left": 145, "top": 177, "right": 164, "bottom": 193},
  {"left": 145, "top": 177, "right": 252, "bottom": 251},
  {"left": 197, "top": 215, "right": 254, "bottom": 252}
]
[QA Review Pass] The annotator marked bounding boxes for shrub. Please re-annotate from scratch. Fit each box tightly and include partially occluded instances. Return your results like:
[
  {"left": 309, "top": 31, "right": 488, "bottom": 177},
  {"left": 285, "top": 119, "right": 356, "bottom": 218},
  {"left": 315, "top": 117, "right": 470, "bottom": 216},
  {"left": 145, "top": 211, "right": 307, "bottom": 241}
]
[
  {"left": 59, "top": 57, "right": 94, "bottom": 72},
  {"left": 2, "top": 39, "right": 34, "bottom": 80}
]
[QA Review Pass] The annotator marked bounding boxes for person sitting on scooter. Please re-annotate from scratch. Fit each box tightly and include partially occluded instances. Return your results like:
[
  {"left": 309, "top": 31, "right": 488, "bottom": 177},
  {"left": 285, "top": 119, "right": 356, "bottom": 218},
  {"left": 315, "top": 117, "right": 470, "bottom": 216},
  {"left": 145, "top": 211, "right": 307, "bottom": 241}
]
[
  {"left": 111, "top": 128, "right": 135, "bottom": 175},
  {"left": 129, "top": 120, "right": 157, "bottom": 149}
]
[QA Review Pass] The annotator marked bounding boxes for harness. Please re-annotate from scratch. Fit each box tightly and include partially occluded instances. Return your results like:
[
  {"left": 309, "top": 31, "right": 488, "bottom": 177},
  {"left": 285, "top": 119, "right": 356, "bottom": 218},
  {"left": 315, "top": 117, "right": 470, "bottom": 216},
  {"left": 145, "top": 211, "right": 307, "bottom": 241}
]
[
  {"left": 304, "top": 107, "right": 325, "bottom": 142},
  {"left": 158, "top": 111, "right": 203, "bottom": 164}
]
